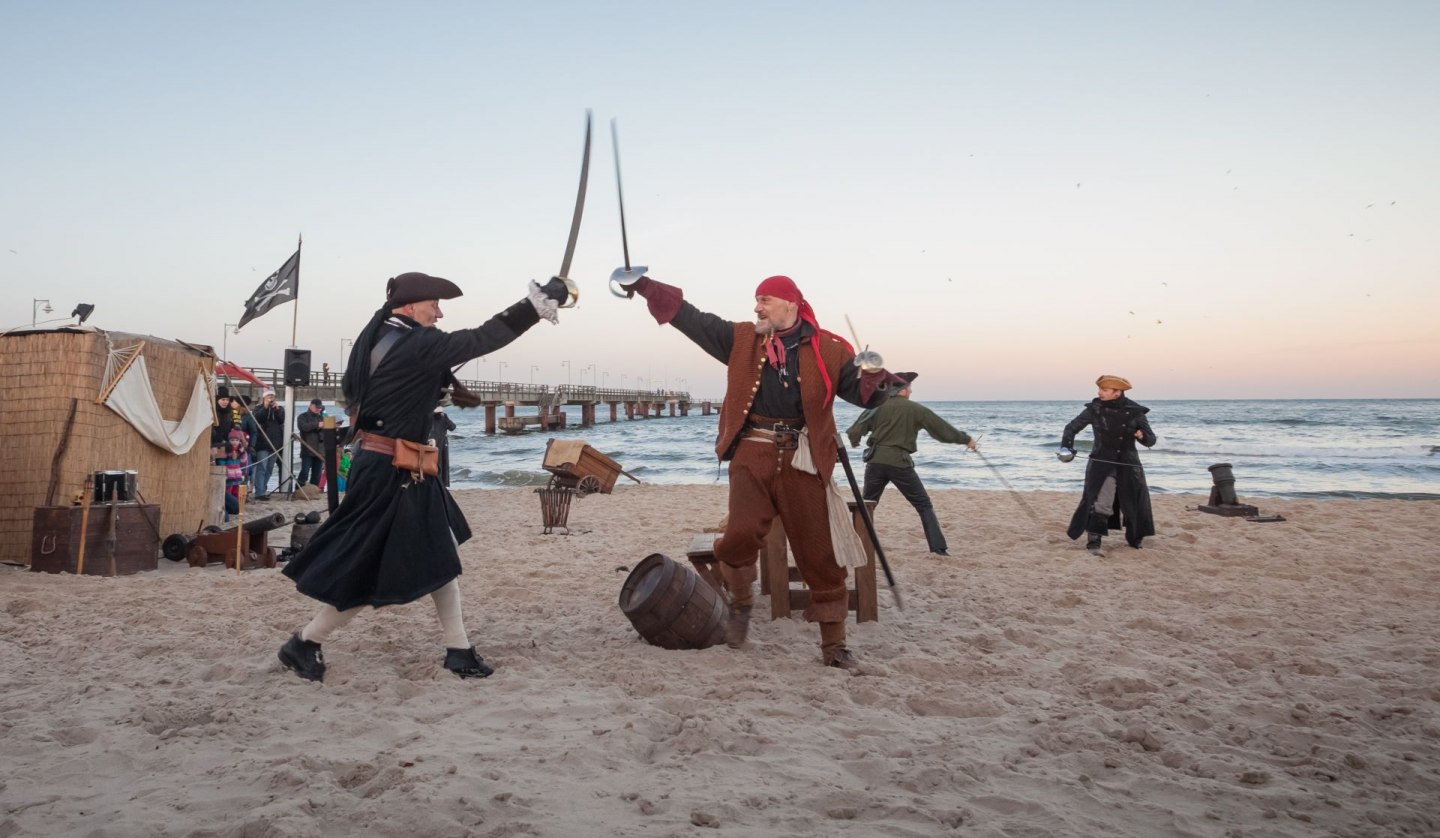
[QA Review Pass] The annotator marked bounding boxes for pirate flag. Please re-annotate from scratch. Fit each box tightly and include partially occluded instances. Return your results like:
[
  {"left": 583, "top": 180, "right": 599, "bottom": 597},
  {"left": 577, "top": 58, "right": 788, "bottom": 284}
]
[{"left": 237, "top": 243, "right": 300, "bottom": 329}]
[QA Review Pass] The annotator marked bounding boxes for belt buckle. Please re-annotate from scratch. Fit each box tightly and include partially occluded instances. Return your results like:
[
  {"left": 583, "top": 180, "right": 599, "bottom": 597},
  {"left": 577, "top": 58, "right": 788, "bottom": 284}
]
[{"left": 772, "top": 423, "right": 799, "bottom": 451}]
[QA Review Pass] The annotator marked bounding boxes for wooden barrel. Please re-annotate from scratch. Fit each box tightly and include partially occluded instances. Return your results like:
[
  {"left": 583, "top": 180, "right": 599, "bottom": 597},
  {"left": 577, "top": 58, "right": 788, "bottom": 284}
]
[{"left": 618, "top": 553, "right": 726, "bottom": 650}]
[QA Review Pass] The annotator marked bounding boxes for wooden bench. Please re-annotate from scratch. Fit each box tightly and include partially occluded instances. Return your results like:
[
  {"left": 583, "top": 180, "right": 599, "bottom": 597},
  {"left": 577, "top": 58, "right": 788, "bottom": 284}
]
[{"left": 684, "top": 499, "right": 879, "bottom": 623}]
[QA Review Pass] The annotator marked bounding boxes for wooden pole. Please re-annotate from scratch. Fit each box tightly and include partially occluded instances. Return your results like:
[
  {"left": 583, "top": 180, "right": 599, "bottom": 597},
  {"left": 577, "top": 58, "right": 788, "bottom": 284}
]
[
  {"left": 95, "top": 341, "right": 149, "bottom": 405},
  {"left": 105, "top": 502, "right": 119, "bottom": 577},
  {"left": 234, "top": 485, "right": 247, "bottom": 574},
  {"left": 75, "top": 474, "right": 93, "bottom": 575}
]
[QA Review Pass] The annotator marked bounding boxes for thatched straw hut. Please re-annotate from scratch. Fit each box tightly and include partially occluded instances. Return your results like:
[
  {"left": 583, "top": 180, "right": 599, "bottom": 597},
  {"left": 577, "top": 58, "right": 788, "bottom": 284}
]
[{"left": 0, "top": 327, "right": 219, "bottom": 567}]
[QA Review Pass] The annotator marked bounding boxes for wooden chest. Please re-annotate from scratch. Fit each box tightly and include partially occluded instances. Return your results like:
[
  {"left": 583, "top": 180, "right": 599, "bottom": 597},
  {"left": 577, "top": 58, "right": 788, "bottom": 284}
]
[{"left": 30, "top": 503, "right": 161, "bottom": 576}]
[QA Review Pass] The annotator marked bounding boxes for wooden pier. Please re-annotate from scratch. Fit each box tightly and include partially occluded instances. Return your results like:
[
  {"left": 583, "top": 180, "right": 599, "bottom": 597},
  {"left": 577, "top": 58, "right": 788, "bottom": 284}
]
[{"left": 220, "top": 368, "right": 714, "bottom": 435}]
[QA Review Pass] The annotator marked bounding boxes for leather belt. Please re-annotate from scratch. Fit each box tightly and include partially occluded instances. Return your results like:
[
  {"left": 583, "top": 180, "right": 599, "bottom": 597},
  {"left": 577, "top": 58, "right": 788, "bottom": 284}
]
[
  {"left": 746, "top": 418, "right": 804, "bottom": 431},
  {"left": 354, "top": 430, "right": 396, "bottom": 456}
]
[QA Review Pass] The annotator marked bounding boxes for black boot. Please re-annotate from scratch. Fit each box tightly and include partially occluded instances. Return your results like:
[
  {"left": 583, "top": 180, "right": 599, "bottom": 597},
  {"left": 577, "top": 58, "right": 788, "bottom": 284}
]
[
  {"left": 278, "top": 633, "right": 326, "bottom": 682},
  {"left": 444, "top": 647, "right": 495, "bottom": 679},
  {"left": 1086, "top": 532, "right": 1104, "bottom": 556}
]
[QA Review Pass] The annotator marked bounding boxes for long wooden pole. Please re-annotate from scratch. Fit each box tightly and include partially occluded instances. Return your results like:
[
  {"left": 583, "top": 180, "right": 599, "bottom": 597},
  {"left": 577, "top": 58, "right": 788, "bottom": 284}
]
[
  {"left": 234, "top": 485, "right": 247, "bottom": 575},
  {"left": 75, "top": 474, "right": 93, "bottom": 575}
]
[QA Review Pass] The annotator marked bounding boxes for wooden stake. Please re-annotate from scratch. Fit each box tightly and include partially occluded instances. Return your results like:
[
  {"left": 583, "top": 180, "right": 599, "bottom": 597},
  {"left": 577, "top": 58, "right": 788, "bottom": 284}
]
[
  {"left": 234, "top": 485, "right": 247, "bottom": 575},
  {"left": 105, "top": 502, "right": 119, "bottom": 577},
  {"left": 75, "top": 474, "right": 93, "bottom": 575}
]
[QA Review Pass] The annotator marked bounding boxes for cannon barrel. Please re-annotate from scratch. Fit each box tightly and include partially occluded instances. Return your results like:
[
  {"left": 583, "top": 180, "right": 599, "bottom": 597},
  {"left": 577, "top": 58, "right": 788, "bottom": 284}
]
[{"left": 242, "top": 512, "right": 289, "bottom": 534}]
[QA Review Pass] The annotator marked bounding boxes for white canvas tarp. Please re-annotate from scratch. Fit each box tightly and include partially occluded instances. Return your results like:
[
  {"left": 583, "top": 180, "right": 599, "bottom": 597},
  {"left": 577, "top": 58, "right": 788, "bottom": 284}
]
[{"left": 103, "top": 354, "right": 213, "bottom": 454}]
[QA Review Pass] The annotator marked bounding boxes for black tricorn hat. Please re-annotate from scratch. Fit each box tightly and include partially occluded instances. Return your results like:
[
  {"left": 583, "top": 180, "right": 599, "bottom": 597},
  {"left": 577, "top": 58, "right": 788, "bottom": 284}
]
[
  {"left": 897, "top": 371, "right": 919, "bottom": 384},
  {"left": 386, "top": 272, "right": 463, "bottom": 306}
]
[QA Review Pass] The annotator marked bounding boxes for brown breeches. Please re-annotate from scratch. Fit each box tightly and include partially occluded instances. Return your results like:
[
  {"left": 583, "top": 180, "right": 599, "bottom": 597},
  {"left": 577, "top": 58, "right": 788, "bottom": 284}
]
[{"left": 714, "top": 436, "right": 850, "bottom": 623}]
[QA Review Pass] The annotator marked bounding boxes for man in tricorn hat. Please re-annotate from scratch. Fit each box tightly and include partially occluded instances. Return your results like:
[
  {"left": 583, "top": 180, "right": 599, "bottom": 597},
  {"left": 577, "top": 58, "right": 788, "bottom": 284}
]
[
  {"left": 845, "top": 372, "right": 976, "bottom": 557},
  {"left": 615, "top": 270, "right": 905, "bottom": 672},
  {"left": 278, "top": 272, "right": 573, "bottom": 682},
  {"left": 1059, "top": 374, "right": 1157, "bottom": 555}
]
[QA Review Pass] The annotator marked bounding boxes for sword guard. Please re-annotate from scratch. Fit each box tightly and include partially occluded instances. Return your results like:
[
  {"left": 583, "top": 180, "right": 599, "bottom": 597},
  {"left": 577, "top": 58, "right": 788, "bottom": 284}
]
[
  {"left": 555, "top": 276, "right": 580, "bottom": 309},
  {"left": 609, "top": 265, "right": 649, "bottom": 299}
]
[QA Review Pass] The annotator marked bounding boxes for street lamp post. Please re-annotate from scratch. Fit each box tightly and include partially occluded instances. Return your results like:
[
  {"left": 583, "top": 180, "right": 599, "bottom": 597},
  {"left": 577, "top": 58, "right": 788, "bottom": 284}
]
[
  {"left": 561, "top": 360, "right": 571, "bottom": 388},
  {"left": 31, "top": 299, "right": 52, "bottom": 327},
  {"left": 339, "top": 338, "right": 354, "bottom": 372},
  {"left": 530, "top": 364, "right": 539, "bottom": 384},
  {"left": 222, "top": 323, "right": 240, "bottom": 361},
  {"left": 498, "top": 361, "right": 508, "bottom": 382}
]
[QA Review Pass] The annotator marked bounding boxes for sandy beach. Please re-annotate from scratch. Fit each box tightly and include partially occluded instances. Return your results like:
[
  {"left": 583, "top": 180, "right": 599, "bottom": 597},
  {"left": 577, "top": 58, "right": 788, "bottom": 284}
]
[{"left": 2, "top": 486, "right": 1437, "bottom": 837}]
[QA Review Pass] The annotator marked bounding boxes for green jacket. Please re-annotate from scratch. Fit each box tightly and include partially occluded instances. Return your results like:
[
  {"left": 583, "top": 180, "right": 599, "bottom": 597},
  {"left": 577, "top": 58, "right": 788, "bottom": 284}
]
[{"left": 846, "top": 394, "right": 971, "bottom": 468}]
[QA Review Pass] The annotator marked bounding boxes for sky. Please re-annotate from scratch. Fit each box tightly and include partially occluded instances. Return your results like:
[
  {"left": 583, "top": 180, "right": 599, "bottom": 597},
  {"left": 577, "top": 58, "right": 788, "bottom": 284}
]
[{"left": 3, "top": 1, "right": 1437, "bottom": 400}]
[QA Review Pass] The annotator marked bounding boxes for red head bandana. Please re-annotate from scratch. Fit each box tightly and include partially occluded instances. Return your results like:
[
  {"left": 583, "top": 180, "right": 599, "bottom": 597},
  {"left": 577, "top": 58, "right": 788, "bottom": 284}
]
[{"left": 754, "top": 275, "right": 841, "bottom": 406}]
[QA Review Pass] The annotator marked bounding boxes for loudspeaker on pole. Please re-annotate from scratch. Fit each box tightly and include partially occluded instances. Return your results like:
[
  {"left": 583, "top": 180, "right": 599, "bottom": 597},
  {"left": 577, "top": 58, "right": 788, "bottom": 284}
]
[{"left": 283, "top": 349, "right": 311, "bottom": 386}]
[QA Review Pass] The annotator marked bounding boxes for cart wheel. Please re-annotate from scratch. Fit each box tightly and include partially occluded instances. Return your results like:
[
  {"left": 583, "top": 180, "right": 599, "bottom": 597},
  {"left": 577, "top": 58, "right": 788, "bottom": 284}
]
[
  {"left": 161, "top": 533, "right": 191, "bottom": 562},
  {"left": 576, "top": 475, "right": 602, "bottom": 497}
]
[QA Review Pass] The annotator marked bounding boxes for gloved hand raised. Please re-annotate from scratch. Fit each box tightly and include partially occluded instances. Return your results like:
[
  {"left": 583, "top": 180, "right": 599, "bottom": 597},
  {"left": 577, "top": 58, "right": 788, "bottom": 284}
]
[
  {"left": 539, "top": 276, "right": 573, "bottom": 303},
  {"left": 852, "top": 348, "right": 884, "bottom": 373},
  {"left": 609, "top": 265, "right": 650, "bottom": 299}
]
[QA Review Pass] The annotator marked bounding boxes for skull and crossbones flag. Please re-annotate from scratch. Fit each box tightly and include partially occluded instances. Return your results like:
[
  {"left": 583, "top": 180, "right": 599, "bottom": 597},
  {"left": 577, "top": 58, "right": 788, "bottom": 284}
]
[{"left": 237, "top": 242, "right": 301, "bottom": 329}]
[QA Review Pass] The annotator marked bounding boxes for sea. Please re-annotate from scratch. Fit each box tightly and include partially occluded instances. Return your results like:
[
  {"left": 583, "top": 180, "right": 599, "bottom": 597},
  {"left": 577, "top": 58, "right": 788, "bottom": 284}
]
[{"left": 438, "top": 399, "right": 1440, "bottom": 501}]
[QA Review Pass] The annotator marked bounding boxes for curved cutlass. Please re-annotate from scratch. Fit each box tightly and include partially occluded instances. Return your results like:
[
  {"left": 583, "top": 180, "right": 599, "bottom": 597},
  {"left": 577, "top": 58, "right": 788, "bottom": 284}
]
[{"left": 554, "top": 110, "right": 592, "bottom": 308}]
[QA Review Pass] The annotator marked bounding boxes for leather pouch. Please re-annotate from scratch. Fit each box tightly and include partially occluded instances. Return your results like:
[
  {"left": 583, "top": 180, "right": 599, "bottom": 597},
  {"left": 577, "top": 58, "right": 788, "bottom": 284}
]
[{"left": 392, "top": 438, "right": 439, "bottom": 479}]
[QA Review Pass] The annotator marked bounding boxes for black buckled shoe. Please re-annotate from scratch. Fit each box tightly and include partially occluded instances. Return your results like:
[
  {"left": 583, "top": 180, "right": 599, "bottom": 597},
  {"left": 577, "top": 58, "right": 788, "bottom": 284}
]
[
  {"left": 444, "top": 647, "right": 495, "bottom": 679},
  {"left": 1086, "top": 533, "right": 1104, "bottom": 556},
  {"left": 278, "top": 633, "right": 326, "bottom": 682}
]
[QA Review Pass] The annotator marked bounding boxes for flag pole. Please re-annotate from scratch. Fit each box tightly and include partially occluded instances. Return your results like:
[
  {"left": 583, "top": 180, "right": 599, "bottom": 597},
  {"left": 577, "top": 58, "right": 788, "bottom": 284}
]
[
  {"left": 283, "top": 233, "right": 302, "bottom": 497},
  {"left": 290, "top": 234, "right": 302, "bottom": 347}
]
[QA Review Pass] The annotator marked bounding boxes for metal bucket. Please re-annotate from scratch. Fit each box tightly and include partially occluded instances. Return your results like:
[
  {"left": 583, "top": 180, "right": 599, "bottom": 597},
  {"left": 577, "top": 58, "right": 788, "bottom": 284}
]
[{"left": 618, "top": 553, "right": 727, "bottom": 650}]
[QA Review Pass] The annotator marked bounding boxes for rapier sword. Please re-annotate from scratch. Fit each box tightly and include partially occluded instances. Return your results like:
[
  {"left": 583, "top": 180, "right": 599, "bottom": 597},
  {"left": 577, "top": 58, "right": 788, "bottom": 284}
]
[{"left": 608, "top": 118, "right": 648, "bottom": 296}]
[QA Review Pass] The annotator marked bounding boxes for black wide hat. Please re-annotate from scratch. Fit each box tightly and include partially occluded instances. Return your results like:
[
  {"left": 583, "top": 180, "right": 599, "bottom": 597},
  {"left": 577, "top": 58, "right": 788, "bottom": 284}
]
[
  {"left": 896, "top": 371, "right": 919, "bottom": 384},
  {"left": 386, "top": 272, "right": 463, "bottom": 306}
]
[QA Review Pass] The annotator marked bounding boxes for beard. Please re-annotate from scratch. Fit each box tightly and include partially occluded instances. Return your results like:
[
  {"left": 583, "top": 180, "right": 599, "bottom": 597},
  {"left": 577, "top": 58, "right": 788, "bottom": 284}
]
[{"left": 754, "top": 317, "right": 776, "bottom": 336}]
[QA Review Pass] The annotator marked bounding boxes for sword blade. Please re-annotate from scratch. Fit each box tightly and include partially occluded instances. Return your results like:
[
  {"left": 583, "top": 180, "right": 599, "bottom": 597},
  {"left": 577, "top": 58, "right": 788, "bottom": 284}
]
[
  {"left": 611, "top": 118, "right": 631, "bottom": 271},
  {"left": 835, "top": 441, "right": 903, "bottom": 610},
  {"left": 557, "top": 110, "right": 592, "bottom": 280}
]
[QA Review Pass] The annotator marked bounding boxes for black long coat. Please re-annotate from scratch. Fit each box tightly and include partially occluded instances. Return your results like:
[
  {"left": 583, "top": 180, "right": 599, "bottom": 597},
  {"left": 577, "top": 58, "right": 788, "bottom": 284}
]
[
  {"left": 1061, "top": 396, "right": 1157, "bottom": 545},
  {"left": 283, "top": 299, "right": 543, "bottom": 610}
]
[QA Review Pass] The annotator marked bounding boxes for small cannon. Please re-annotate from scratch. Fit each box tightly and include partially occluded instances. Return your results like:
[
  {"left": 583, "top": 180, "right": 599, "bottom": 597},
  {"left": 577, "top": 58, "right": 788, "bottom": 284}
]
[{"left": 161, "top": 511, "right": 287, "bottom": 570}]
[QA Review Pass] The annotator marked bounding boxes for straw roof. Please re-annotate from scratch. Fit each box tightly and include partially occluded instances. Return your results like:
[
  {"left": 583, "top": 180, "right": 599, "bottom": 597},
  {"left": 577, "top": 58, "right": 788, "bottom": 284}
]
[{"left": 0, "top": 328, "right": 219, "bottom": 566}]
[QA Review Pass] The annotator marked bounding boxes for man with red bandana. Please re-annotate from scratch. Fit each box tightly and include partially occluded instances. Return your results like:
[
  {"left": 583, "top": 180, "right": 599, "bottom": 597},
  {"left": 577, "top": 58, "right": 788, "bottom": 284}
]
[{"left": 617, "top": 271, "right": 903, "bottom": 672}]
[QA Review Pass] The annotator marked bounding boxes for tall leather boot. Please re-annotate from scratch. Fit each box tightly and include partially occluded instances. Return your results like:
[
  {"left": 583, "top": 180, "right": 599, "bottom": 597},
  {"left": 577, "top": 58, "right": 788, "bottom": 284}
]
[
  {"left": 819, "top": 621, "right": 861, "bottom": 673},
  {"left": 718, "top": 563, "right": 758, "bottom": 648}
]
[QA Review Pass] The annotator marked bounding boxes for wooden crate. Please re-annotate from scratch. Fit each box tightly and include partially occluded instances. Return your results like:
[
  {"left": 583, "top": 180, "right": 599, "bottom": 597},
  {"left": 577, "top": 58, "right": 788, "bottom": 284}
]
[{"left": 30, "top": 503, "right": 161, "bottom": 576}]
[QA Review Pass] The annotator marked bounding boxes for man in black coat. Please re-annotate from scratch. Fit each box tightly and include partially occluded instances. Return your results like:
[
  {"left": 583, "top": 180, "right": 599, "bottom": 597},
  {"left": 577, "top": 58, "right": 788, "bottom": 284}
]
[
  {"left": 278, "top": 271, "right": 572, "bottom": 683},
  {"left": 250, "top": 392, "right": 286, "bottom": 499},
  {"left": 295, "top": 399, "right": 326, "bottom": 487},
  {"left": 1060, "top": 374, "right": 1157, "bottom": 554}
]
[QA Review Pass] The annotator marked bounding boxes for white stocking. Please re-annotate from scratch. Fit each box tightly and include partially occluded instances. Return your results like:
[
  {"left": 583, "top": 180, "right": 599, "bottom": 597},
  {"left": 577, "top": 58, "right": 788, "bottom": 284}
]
[
  {"left": 431, "top": 579, "right": 472, "bottom": 649},
  {"left": 300, "top": 604, "right": 363, "bottom": 644}
]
